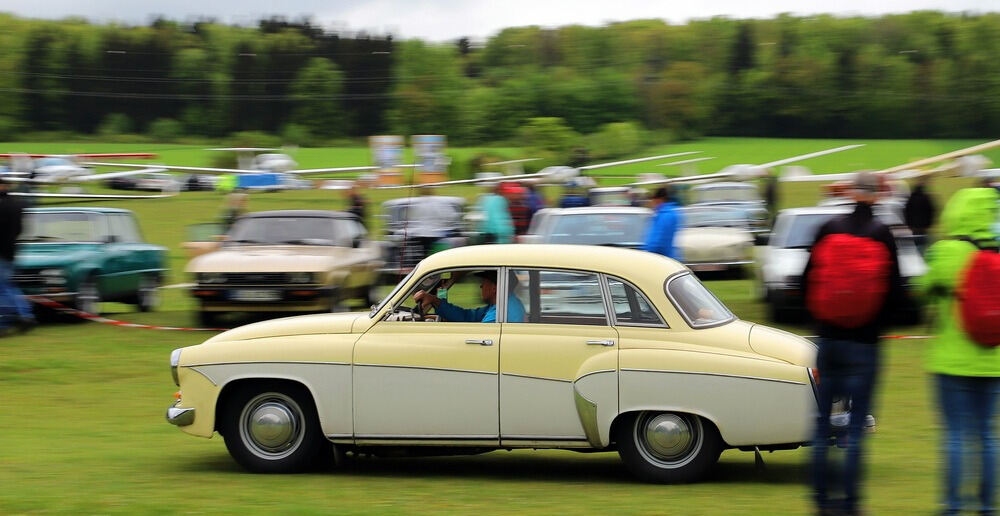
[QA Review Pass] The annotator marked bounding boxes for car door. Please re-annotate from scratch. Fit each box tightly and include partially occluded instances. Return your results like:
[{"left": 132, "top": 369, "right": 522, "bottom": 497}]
[
  {"left": 352, "top": 268, "right": 500, "bottom": 444},
  {"left": 499, "top": 268, "right": 618, "bottom": 448}
]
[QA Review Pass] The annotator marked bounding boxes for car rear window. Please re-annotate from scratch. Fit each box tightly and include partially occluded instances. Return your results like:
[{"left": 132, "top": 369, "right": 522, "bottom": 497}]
[
  {"left": 665, "top": 273, "right": 733, "bottom": 328},
  {"left": 546, "top": 213, "right": 649, "bottom": 246}
]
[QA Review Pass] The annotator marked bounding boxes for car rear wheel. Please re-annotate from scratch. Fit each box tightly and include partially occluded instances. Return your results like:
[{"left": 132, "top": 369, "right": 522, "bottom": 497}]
[
  {"left": 136, "top": 275, "right": 160, "bottom": 312},
  {"left": 615, "top": 411, "right": 722, "bottom": 483},
  {"left": 74, "top": 277, "right": 101, "bottom": 315},
  {"left": 220, "top": 383, "right": 331, "bottom": 473}
]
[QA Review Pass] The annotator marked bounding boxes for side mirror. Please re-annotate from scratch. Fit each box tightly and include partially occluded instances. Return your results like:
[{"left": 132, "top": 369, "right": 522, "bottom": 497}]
[
  {"left": 755, "top": 233, "right": 770, "bottom": 246},
  {"left": 352, "top": 236, "right": 363, "bottom": 248}
]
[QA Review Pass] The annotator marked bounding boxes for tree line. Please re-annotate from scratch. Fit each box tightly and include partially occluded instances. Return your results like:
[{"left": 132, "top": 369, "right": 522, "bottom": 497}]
[{"left": 0, "top": 11, "right": 998, "bottom": 146}]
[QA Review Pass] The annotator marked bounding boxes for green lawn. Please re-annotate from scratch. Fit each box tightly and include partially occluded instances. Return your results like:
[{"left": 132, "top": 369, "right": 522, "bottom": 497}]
[{"left": 1, "top": 137, "right": 987, "bottom": 513}]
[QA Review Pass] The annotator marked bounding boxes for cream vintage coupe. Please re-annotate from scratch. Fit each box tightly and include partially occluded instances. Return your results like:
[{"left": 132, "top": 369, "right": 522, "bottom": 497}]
[{"left": 167, "top": 245, "right": 820, "bottom": 482}]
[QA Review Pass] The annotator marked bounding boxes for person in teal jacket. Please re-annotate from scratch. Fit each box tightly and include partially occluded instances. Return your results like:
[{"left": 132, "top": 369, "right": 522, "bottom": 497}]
[
  {"left": 476, "top": 185, "right": 514, "bottom": 244},
  {"left": 919, "top": 187, "right": 1000, "bottom": 515}
]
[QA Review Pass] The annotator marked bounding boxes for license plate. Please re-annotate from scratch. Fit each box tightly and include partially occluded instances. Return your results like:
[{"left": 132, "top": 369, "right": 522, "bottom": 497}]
[
  {"left": 230, "top": 289, "right": 281, "bottom": 302},
  {"left": 690, "top": 264, "right": 725, "bottom": 272}
]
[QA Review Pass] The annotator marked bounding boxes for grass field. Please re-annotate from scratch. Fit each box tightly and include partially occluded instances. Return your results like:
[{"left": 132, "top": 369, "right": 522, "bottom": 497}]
[{"left": 1, "top": 137, "right": 994, "bottom": 513}]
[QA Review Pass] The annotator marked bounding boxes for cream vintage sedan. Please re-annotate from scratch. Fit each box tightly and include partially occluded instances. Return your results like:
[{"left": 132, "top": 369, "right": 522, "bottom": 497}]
[{"left": 167, "top": 245, "right": 818, "bottom": 482}]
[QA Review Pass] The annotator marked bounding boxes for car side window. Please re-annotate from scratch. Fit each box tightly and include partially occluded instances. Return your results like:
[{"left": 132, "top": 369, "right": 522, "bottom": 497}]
[
  {"left": 387, "top": 269, "right": 499, "bottom": 323},
  {"left": 507, "top": 269, "right": 608, "bottom": 326},
  {"left": 607, "top": 277, "right": 666, "bottom": 327},
  {"left": 114, "top": 214, "right": 143, "bottom": 243}
]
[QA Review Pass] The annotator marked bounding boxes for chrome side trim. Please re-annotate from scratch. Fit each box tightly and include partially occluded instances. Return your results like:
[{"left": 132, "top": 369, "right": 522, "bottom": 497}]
[
  {"left": 354, "top": 363, "right": 497, "bottom": 376},
  {"left": 325, "top": 433, "right": 353, "bottom": 439},
  {"left": 501, "top": 372, "right": 572, "bottom": 384},
  {"left": 574, "top": 369, "right": 616, "bottom": 382},
  {"left": 188, "top": 366, "right": 218, "bottom": 386},
  {"left": 354, "top": 434, "right": 498, "bottom": 440},
  {"left": 501, "top": 435, "right": 588, "bottom": 441},
  {"left": 186, "top": 360, "right": 351, "bottom": 367},
  {"left": 573, "top": 386, "right": 603, "bottom": 448},
  {"left": 621, "top": 368, "right": 806, "bottom": 386}
]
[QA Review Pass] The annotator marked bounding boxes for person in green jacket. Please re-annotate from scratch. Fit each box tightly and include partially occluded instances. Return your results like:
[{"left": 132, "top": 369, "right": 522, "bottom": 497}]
[{"left": 919, "top": 187, "right": 1000, "bottom": 515}]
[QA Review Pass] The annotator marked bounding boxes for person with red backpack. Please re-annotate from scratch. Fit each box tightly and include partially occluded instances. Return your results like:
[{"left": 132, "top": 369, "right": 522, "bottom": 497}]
[
  {"left": 802, "top": 170, "right": 905, "bottom": 516},
  {"left": 919, "top": 187, "right": 1000, "bottom": 515}
]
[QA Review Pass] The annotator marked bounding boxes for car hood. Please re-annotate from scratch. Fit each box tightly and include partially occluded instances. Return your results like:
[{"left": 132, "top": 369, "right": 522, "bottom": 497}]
[
  {"left": 748, "top": 324, "right": 817, "bottom": 367},
  {"left": 676, "top": 227, "right": 752, "bottom": 247},
  {"left": 203, "top": 312, "right": 366, "bottom": 343},
  {"left": 15, "top": 243, "right": 101, "bottom": 268},
  {"left": 187, "top": 245, "right": 366, "bottom": 273}
]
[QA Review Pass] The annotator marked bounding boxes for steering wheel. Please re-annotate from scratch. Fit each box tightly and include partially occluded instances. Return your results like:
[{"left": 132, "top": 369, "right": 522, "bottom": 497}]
[{"left": 413, "top": 298, "right": 428, "bottom": 321}]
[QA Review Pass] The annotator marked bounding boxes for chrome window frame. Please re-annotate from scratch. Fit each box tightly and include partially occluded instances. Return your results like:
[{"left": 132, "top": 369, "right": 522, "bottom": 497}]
[{"left": 603, "top": 274, "right": 669, "bottom": 328}]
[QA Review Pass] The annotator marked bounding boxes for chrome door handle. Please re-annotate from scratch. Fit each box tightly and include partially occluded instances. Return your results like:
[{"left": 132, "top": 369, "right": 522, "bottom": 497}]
[
  {"left": 465, "top": 339, "right": 494, "bottom": 346},
  {"left": 586, "top": 339, "right": 615, "bottom": 347}
]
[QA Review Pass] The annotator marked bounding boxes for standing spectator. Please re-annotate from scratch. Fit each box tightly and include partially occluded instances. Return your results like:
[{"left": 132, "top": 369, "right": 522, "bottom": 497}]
[
  {"left": 498, "top": 181, "right": 531, "bottom": 235},
  {"left": 524, "top": 182, "right": 546, "bottom": 220},
  {"left": 802, "top": 171, "right": 904, "bottom": 516},
  {"left": 0, "top": 178, "right": 34, "bottom": 334},
  {"left": 219, "top": 192, "right": 248, "bottom": 232},
  {"left": 346, "top": 182, "right": 368, "bottom": 228},
  {"left": 762, "top": 168, "right": 779, "bottom": 226},
  {"left": 477, "top": 183, "right": 514, "bottom": 244},
  {"left": 919, "top": 187, "right": 999, "bottom": 515},
  {"left": 642, "top": 186, "right": 683, "bottom": 260},
  {"left": 904, "top": 176, "right": 937, "bottom": 254}
]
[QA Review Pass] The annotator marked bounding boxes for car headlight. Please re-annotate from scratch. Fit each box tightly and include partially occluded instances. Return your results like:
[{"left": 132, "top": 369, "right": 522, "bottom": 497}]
[
  {"left": 198, "top": 272, "right": 225, "bottom": 284},
  {"left": 287, "top": 272, "right": 314, "bottom": 284},
  {"left": 170, "top": 348, "right": 182, "bottom": 386},
  {"left": 39, "top": 268, "right": 67, "bottom": 285}
]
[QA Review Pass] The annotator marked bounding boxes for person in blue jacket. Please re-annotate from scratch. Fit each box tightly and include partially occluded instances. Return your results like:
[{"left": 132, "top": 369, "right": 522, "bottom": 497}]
[
  {"left": 642, "top": 186, "right": 683, "bottom": 260},
  {"left": 413, "top": 270, "right": 525, "bottom": 323}
]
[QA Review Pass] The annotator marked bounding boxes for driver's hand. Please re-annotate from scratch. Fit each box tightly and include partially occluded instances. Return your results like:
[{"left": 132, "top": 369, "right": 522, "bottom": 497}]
[{"left": 413, "top": 290, "right": 439, "bottom": 309}]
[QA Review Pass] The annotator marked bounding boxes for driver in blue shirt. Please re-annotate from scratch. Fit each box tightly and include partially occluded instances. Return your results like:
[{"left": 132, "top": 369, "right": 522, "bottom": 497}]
[{"left": 413, "top": 270, "right": 526, "bottom": 323}]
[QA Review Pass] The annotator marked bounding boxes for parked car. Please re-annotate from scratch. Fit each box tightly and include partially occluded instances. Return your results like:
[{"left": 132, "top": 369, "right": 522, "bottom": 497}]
[
  {"left": 133, "top": 172, "right": 181, "bottom": 192},
  {"left": 760, "top": 205, "right": 926, "bottom": 323},
  {"left": 13, "top": 207, "right": 166, "bottom": 314},
  {"left": 676, "top": 206, "right": 755, "bottom": 274},
  {"left": 187, "top": 210, "right": 384, "bottom": 326},
  {"left": 519, "top": 206, "right": 650, "bottom": 248},
  {"left": 688, "top": 182, "right": 770, "bottom": 242},
  {"left": 167, "top": 244, "right": 827, "bottom": 483},
  {"left": 379, "top": 196, "right": 468, "bottom": 276}
]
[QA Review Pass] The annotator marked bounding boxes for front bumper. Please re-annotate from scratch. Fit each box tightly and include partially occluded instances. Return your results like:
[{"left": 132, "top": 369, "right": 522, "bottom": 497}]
[
  {"left": 166, "top": 401, "right": 195, "bottom": 427},
  {"left": 192, "top": 286, "right": 334, "bottom": 310}
]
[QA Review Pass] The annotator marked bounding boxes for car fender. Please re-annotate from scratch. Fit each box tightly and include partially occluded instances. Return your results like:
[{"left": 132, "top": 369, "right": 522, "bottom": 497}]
[{"left": 617, "top": 348, "right": 815, "bottom": 447}]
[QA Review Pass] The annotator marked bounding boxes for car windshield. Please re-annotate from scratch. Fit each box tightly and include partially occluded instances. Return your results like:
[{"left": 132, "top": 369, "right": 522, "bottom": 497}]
[
  {"left": 693, "top": 186, "right": 761, "bottom": 203},
  {"left": 18, "top": 212, "right": 101, "bottom": 242},
  {"left": 385, "top": 199, "right": 462, "bottom": 227},
  {"left": 227, "top": 216, "right": 354, "bottom": 246},
  {"left": 666, "top": 273, "right": 734, "bottom": 327},
  {"left": 546, "top": 213, "right": 649, "bottom": 246},
  {"left": 679, "top": 207, "right": 746, "bottom": 228},
  {"left": 776, "top": 210, "right": 903, "bottom": 248}
]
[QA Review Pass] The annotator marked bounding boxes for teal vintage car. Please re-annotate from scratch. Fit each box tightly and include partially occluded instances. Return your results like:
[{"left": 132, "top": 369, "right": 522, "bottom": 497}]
[{"left": 13, "top": 207, "right": 167, "bottom": 315}]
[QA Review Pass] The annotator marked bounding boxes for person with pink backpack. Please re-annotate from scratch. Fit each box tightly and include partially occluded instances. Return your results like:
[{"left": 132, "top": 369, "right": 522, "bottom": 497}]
[
  {"left": 802, "top": 170, "right": 905, "bottom": 516},
  {"left": 919, "top": 187, "right": 1000, "bottom": 515}
]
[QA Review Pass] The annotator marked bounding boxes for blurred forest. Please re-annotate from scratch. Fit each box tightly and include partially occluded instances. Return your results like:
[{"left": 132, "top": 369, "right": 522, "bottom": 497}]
[{"left": 0, "top": 11, "right": 998, "bottom": 147}]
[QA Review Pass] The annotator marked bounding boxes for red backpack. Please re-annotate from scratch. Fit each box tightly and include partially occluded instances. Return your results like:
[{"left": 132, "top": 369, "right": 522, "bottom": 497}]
[
  {"left": 807, "top": 234, "right": 891, "bottom": 328},
  {"left": 958, "top": 250, "right": 1000, "bottom": 348}
]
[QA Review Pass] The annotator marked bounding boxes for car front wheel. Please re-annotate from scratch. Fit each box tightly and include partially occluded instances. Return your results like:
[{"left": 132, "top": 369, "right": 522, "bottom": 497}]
[
  {"left": 220, "top": 383, "right": 331, "bottom": 473},
  {"left": 136, "top": 275, "right": 160, "bottom": 312},
  {"left": 74, "top": 277, "right": 101, "bottom": 315},
  {"left": 615, "top": 411, "right": 722, "bottom": 483}
]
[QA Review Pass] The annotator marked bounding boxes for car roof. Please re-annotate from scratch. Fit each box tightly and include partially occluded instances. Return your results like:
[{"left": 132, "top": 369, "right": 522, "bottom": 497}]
[
  {"left": 26, "top": 207, "right": 132, "bottom": 214},
  {"left": 241, "top": 210, "right": 354, "bottom": 219},
  {"left": 417, "top": 244, "right": 685, "bottom": 281},
  {"left": 382, "top": 196, "right": 466, "bottom": 207},
  {"left": 535, "top": 206, "right": 652, "bottom": 216}
]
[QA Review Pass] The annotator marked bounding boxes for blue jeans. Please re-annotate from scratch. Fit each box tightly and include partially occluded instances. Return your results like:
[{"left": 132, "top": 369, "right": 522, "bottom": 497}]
[
  {"left": 936, "top": 374, "right": 999, "bottom": 513},
  {"left": 812, "top": 338, "right": 880, "bottom": 513},
  {"left": 0, "top": 259, "right": 31, "bottom": 328}
]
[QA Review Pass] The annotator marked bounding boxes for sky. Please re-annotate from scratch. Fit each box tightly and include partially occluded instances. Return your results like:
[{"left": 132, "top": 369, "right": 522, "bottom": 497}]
[{"left": 1, "top": 0, "right": 995, "bottom": 41}]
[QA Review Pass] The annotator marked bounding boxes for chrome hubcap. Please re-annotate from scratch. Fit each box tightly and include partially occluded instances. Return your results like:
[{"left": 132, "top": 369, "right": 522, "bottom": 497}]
[
  {"left": 79, "top": 282, "right": 99, "bottom": 314},
  {"left": 636, "top": 412, "right": 702, "bottom": 467},
  {"left": 139, "top": 278, "right": 159, "bottom": 308},
  {"left": 239, "top": 393, "right": 304, "bottom": 459}
]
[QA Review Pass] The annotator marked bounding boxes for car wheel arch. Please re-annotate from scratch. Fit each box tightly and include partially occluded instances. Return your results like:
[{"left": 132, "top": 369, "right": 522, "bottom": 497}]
[
  {"left": 610, "top": 408, "right": 731, "bottom": 449},
  {"left": 214, "top": 376, "right": 324, "bottom": 436}
]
